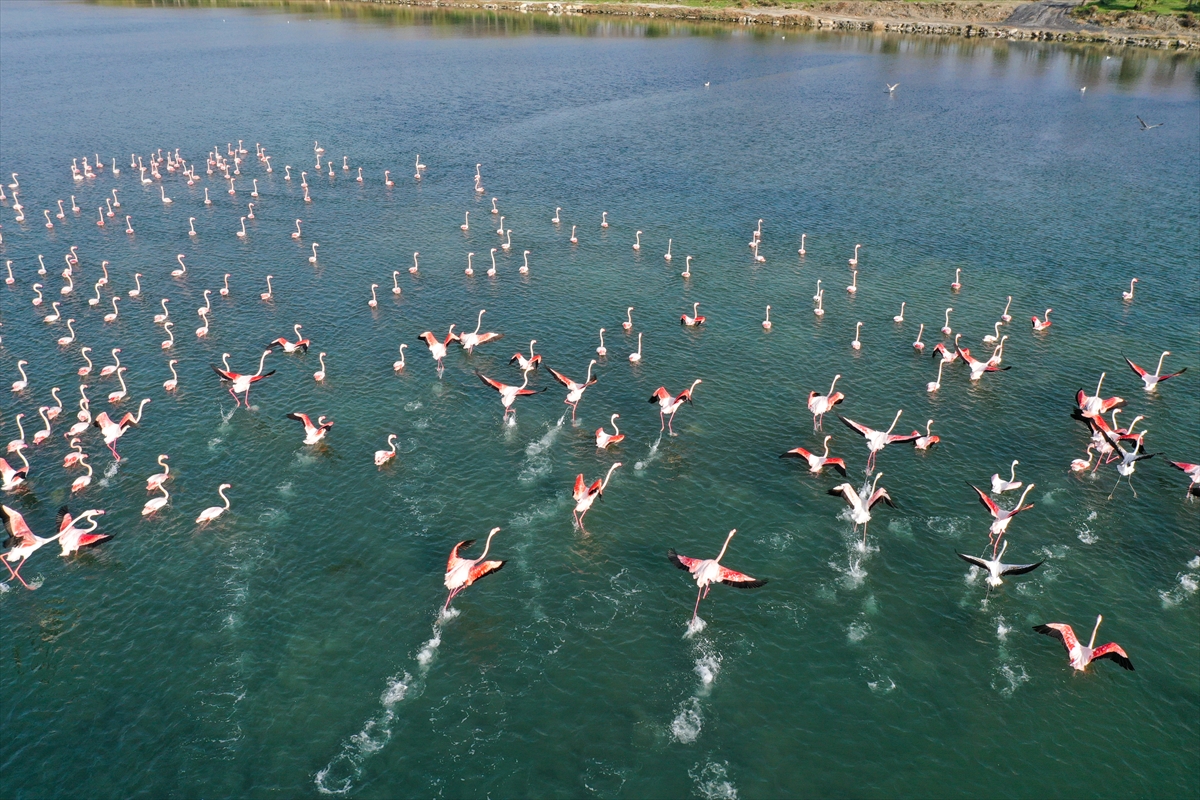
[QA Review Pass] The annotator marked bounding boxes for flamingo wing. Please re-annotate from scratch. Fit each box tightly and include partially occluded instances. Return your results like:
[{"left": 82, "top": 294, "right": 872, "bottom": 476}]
[
  {"left": 546, "top": 367, "right": 574, "bottom": 388},
  {"left": 1091, "top": 642, "right": 1134, "bottom": 671},
  {"left": 999, "top": 559, "right": 1044, "bottom": 576},
  {"left": 838, "top": 415, "right": 872, "bottom": 438},
  {"left": 318, "top": 420, "right": 336, "bottom": 433},
  {"left": 780, "top": 447, "right": 814, "bottom": 460},
  {"left": 467, "top": 559, "right": 506, "bottom": 585},
  {"left": 827, "top": 483, "right": 861, "bottom": 510},
  {"left": 247, "top": 370, "right": 276, "bottom": 383},
  {"left": 825, "top": 458, "right": 848, "bottom": 477},
  {"left": 211, "top": 365, "right": 237, "bottom": 381},
  {"left": 573, "top": 474, "right": 587, "bottom": 502},
  {"left": 446, "top": 539, "right": 475, "bottom": 571},
  {"left": 418, "top": 332, "right": 437, "bottom": 348},
  {"left": 475, "top": 332, "right": 504, "bottom": 345},
  {"left": 476, "top": 372, "right": 508, "bottom": 392},
  {"left": 515, "top": 386, "right": 545, "bottom": 397},
  {"left": 1170, "top": 461, "right": 1199, "bottom": 473},
  {"left": 1, "top": 505, "right": 36, "bottom": 547},
  {"left": 57, "top": 505, "right": 74, "bottom": 533},
  {"left": 970, "top": 484, "right": 1001, "bottom": 517},
  {"left": 667, "top": 549, "right": 702, "bottom": 573},
  {"left": 955, "top": 552, "right": 991, "bottom": 570},
  {"left": 1033, "top": 623, "right": 1079, "bottom": 654},
  {"left": 588, "top": 478, "right": 604, "bottom": 497},
  {"left": 1123, "top": 357, "right": 1147, "bottom": 378},
  {"left": 266, "top": 338, "right": 288, "bottom": 349},
  {"left": 885, "top": 431, "right": 922, "bottom": 444},
  {"left": 1158, "top": 368, "right": 1187, "bottom": 382},
  {"left": 718, "top": 566, "right": 767, "bottom": 588},
  {"left": 868, "top": 488, "right": 895, "bottom": 509},
  {"left": 286, "top": 412, "right": 315, "bottom": 430},
  {"left": 74, "top": 532, "right": 112, "bottom": 549}
]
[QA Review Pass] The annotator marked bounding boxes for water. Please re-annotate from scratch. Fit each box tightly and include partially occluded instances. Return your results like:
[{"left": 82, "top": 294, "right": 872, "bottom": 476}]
[{"left": 2, "top": 2, "right": 1198, "bottom": 797}]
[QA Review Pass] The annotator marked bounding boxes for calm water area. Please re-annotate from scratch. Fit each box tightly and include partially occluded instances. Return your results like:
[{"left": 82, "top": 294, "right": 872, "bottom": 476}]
[{"left": 1, "top": 1, "right": 1198, "bottom": 797}]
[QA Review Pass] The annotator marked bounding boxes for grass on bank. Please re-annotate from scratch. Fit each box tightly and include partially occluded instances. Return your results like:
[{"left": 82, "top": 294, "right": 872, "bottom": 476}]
[{"left": 1071, "top": 0, "right": 1199, "bottom": 17}]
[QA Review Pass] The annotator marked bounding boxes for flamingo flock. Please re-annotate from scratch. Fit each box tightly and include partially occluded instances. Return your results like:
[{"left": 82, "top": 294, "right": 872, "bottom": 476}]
[{"left": 1, "top": 143, "right": 1193, "bottom": 685}]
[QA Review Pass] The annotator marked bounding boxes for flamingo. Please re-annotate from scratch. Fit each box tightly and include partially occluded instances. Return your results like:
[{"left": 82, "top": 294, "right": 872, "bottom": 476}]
[
  {"left": 851, "top": 321, "right": 863, "bottom": 350},
  {"left": 1070, "top": 445, "right": 1096, "bottom": 474},
  {"left": 848, "top": 243, "right": 861, "bottom": 267},
  {"left": 510, "top": 340, "right": 541, "bottom": 373},
  {"left": 1076, "top": 373, "right": 1125, "bottom": 419},
  {"left": 808, "top": 375, "right": 844, "bottom": 431},
  {"left": 999, "top": 296, "right": 1013, "bottom": 323},
  {"left": 2, "top": 505, "right": 63, "bottom": 589},
  {"left": 487, "top": 248, "right": 498, "bottom": 278},
  {"left": 682, "top": 255, "right": 693, "bottom": 279},
  {"left": 384, "top": 170, "right": 394, "bottom": 187},
  {"left": 1034, "top": 616, "right": 1133, "bottom": 672},
  {"left": 490, "top": 198, "right": 498, "bottom": 214},
  {"left": 959, "top": 347, "right": 1011, "bottom": 381},
  {"left": 632, "top": 231, "right": 642, "bottom": 251},
  {"left": 814, "top": 291, "right": 825, "bottom": 317},
  {"left": 196, "top": 483, "right": 232, "bottom": 525},
  {"left": 1169, "top": 461, "right": 1200, "bottom": 497},
  {"left": 410, "top": 251, "right": 420, "bottom": 275},
  {"left": 465, "top": 253, "right": 475, "bottom": 276},
  {"left": 443, "top": 528, "right": 506, "bottom": 611},
  {"left": 142, "top": 485, "right": 169, "bottom": 517},
  {"left": 752, "top": 240, "right": 765, "bottom": 263},
  {"left": 623, "top": 307, "right": 634, "bottom": 331},
  {"left": 458, "top": 310, "right": 503, "bottom": 353},
  {"left": 596, "top": 414, "right": 625, "bottom": 449},
  {"left": 552, "top": 207, "right": 561, "bottom": 224},
  {"left": 287, "top": 412, "right": 334, "bottom": 445},
  {"left": 292, "top": 219, "right": 302, "bottom": 240},
  {"left": 780, "top": 435, "right": 847, "bottom": 476},
  {"left": 477, "top": 372, "right": 545, "bottom": 418},
  {"left": 1122, "top": 278, "right": 1138, "bottom": 302},
  {"left": 418, "top": 326, "right": 459, "bottom": 369},
  {"left": 893, "top": 302, "right": 906, "bottom": 323},
  {"left": 32, "top": 407, "right": 52, "bottom": 445},
  {"left": 596, "top": 328, "right": 607, "bottom": 358},
  {"left": 1125, "top": 352, "right": 1185, "bottom": 392},
  {"left": 572, "top": 463, "right": 622, "bottom": 528},
  {"left": 78, "top": 348, "right": 93, "bottom": 377},
  {"left": 154, "top": 298, "right": 170, "bottom": 324},
  {"left": 107, "top": 367, "right": 129, "bottom": 403},
  {"left": 61, "top": 272, "right": 74, "bottom": 296},
  {"left": 211, "top": 351, "right": 275, "bottom": 406},
  {"left": 548, "top": 360, "right": 598, "bottom": 420},
  {"left": 763, "top": 306, "right": 772, "bottom": 331},
  {"left": 629, "top": 333, "right": 643, "bottom": 364},
  {"left": 847, "top": 270, "right": 858, "bottom": 295},
  {"left": 681, "top": 302, "right": 706, "bottom": 327},
  {"left": 798, "top": 233, "right": 806, "bottom": 256},
  {"left": 88, "top": 279, "right": 103, "bottom": 306},
  {"left": 189, "top": 217, "right": 198, "bottom": 237},
  {"left": 915, "top": 420, "right": 940, "bottom": 450},
  {"left": 71, "top": 454, "right": 93, "bottom": 492},
  {"left": 56, "top": 507, "right": 109, "bottom": 556},
  {"left": 314, "top": 353, "right": 328, "bottom": 382},
  {"left": 236, "top": 217, "right": 248, "bottom": 239},
  {"left": 374, "top": 435, "right": 398, "bottom": 466},
  {"left": 839, "top": 410, "right": 919, "bottom": 472},
  {"left": 668, "top": 529, "right": 767, "bottom": 624},
  {"left": 57, "top": 319, "right": 76, "bottom": 347},
  {"left": 1032, "top": 308, "right": 1052, "bottom": 331},
  {"left": 32, "top": 283, "right": 43, "bottom": 306},
  {"left": 828, "top": 473, "right": 894, "bottom": 546},
  {"left": 927, "top": 360, "right": 945, "bottom": 393},
  {"left": 12, "top": 360, "right": 29, "bottom": 393},
  {"left": 146, "top": 455, "right": 171, "bottom": 491},
  {"left": 957, "top": 541, "right": 1043, "bottom": 587},
  {"left": 48, "top": 388, "right": 64, "bottom": 421},
  {"left": 196, "top": 309, "right": 210, "bottom": 339},
  {"left": 649, "top": 380, "right": 701, "bottom": 434},
  {"left": 932, "top": 334, "right": 963, "bottom": 364},
  {"left": 1, "top": 454, "right": 29, "bottom": 492},
  {"left": 665, "top": 239, "right": 672, "bottom": 261},
  {"left": 6, "top": 414, "right": 26, "bottom": 454},
  {"left": 172, "top": 254, "right": 186, "bottom": 278},
  {"left": 1101, "top": 430, "right": 1161, "bottom": 499},
  {"left": 991, "top": 461, "right": 1022, "bottom": 494},
  {"left": 971, "top": 483, "right": 1035, "bottom": 555},
  {"left": 261, "top": 275, "right": 274, "bottom": 301},
  {"left": 391, "top": 270, "right": 403, "bottom": 295},
  {"left": 43, "top": 302, "right": 62, "bottom": 323},
  {"left": 267, "top": 323, "right": 311, "bottom": 353},
  {"left": 520, "top": 250, "right": 531, "bottom": 275},
  {"left": 391, "top": 345, "right": 408, "bottom": 372},
  {"left": 941, "top": 308, "right": 953, "bottom": 336},
  {"left": 951, "top": 268, "right": 962, "bottom": 291},
  {"left": 163, "top": 360, "right": 179, "bottom": 391},
  {"left": 309, "top": 243, "right": 319, "bottom": 264}
]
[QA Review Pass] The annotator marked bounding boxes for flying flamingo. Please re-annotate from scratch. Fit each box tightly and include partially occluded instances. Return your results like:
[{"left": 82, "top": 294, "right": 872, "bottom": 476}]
[
  {"left": 1101, "top": 430, "right": 1161, "bottom": 499},
  {"left": 1076, "top": 373, "right": 1125, "bottom": 419},
  {"left": 314, "top": 353, "right": 328, "bottom": 382},
  {"left": 972, "top": 483, "right": 1035, "bottom": 556},
  {"left": 828, "top": 474, "right": 894, "bottom": 546},
  {"left": 418, "top": 326, "right": 458, "bottom": 369},
  {"left": 629, "top": 333, "right": 643, "bottom": 364},
  {"left": 991, "top": 461, "right": 1022, "bottom": 493},
  {"left": 914, "top": 420, "right": 940, "bottom": 450},
  {"left": 93, "top": 398, "right": 149, "bottom": 459},
  {"left": 572, "top": 463, "right": 622, "bottom": 528},
  {"left": 211, "top": 351, "right": 275, "bottom": 406},
  {"left": 649, "top": 380, "right": 701, "bottom": 434},
  {"left": 957, "top": 541, "right": 1043, "bottom": 587},
  {"left": 807, "top": 375, "right": 844, "bottom": 431},
  {"left": 510, "top": 340, "right": 541, "bottom": 373},
  {"left": 1122, "top": 278, "right": 1138, "bottom": 302},
  {"left": 548, "top": 360, "right": 598, "bottom": 420},
  {"left": 1032, "top": 309, "right": 1052, "bottom": 331},
  {"left": 196, "top": 483, "right": 232, "bottom": 525},
  {"left": 476, "top": 372, "right": 545, "bottom": 419},
  {"left": 1033, "top": 616, "right": 1133, "bottom": 671},
  {"left": 1125, "top": 351, "right": 1185, "bottom": 392},
  {"left": 2, "top": 505, "right": 63, "bottom": 589},
  {"left": 780, "top": 435, "right": 847, "bottom": 476},
  {"left": 959, "top": 347, "right": 1011, "bottom": 381},
  {"left": 596, "top": 414, "right": 625, "bottom": 449},
  {"left": 459, "top": 310, "right": 503, "bottom": 353},
  {"left": 668, "top": 529, "right": 767, "bottom": 625},
  {"left": 287, "top": 412, "right": 334, "bottom": 445},
  {"left": 146, "top": 455, "right": 171, "bottom": 491},
  {"left": 681, "top": 302, "right": 706, "bottom": 327},
  {"left": 57, "top": 508, "right": 110, "bottom": 556},
  {"left": 374, "top": 435, "right": 398, "bottom": 466},
  {"left": 1168, "top": 461, "right": 1200, "bottom": 497},
  {"left": 267, "top": 323, "right": 311, "bottom": 353},
  {"left": 443, "top": 528, "right": 506, "bottom": 611},
  {"left": 839, "top": 410, "right": 919, "bottom": 472}
]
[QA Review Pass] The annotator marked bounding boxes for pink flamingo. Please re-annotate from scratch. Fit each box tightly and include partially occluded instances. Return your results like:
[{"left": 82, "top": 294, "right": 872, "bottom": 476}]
[
  {"left": 669, "top": 529, "right": 766, "bottom": 624},
  {"left": 443, "top": 528, "right": 506, "bottom": 611}
]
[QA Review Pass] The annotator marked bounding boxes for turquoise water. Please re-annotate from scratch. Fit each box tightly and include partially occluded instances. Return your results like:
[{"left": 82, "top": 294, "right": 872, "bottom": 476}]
[{"left": 2, "top": 2, "right": 1198, "bottom": 797}]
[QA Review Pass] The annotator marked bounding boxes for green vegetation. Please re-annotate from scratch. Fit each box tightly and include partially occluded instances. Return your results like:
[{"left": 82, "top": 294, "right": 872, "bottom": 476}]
[{"left": 1072, "top": 0, "right": 1199, "bottom": 21}]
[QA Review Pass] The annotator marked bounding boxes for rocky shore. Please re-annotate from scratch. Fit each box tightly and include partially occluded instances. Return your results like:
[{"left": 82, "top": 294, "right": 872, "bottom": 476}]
[{"left": 370, "top": 0, "right": 1200, "bottom": 48}]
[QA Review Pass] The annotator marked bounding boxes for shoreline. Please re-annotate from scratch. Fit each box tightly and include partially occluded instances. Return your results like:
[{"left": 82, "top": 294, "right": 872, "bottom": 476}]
[{"left": 365, "top": 0, "right": 1200, "bottom": 48}]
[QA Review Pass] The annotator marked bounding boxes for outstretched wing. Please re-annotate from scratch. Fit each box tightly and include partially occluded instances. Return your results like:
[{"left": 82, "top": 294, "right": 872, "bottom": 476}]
[
  {"left": 826, "top": 458, "right": 849, "bottom": 477},
  {"left": 885, "top": 431, "right": 921, "bottom": 444},
  {"left": 468, "top": 559, "right": 506, "bottom": 584},
  {"left": 1158, "top": 368, "right": 1187, "bottom": 382},
  {"left": 780, "top": 447, "right": 814, "bottom": 460},
  {"left": 956, "top": 552, "right": 990, "bottom": 570},
  {"left": 573, "top": 474, "right": 587, "bottom": 502},
  {"left": 1124, "top": 357, "right": 1147, "bottom": 378},
  {"left": 248, "top": 369, "right": 276, "bottom": 383},
  {"left": 1091, "top": 642, "right": 1134, "bottom": 671},
  {"left": 447, "top": 539, "right": 475, "bottom": 571},
  {"left": 1, "top": 505, "right": 36, "bottom": 547},
  {"left": 211, "top": 364, "right": 235, "bottom": 381},
  {"left": 1137, "top": 115, "right": 1148, "bottom": 128},
  {"left": 971, "top": 484, "right": 1000, "bottom": 517},
  {"left": 718, "top": 566, "right": 767, "bottom": 588},
  {"left": 1000, "top": 560, "right": 1044, "bottom": 576},
  {"left": 1033, "top": 622, "right": 1079, "bottom": 654},
  {"left": 546, "top": 367, "right": 573, "bottom": 388},
  {"left": 476, "top": 371, "right": 507, "bottom": 393},
  {"left": 287, "top": 412, "right": 314, "bottom": 429},
  {"left": 667, "top": 549, "right": 701, "bottom": 573},
  {"left": 868, "top": 488, "right": 895, "bottom": 509},
  {"left": 475, "top": 332, "right": 503, "bottom": 345},
  {"left": 838, "top": 415, "right": 871, "bottom": 438},
  {"left": 57, "top": 505, "right": 73, "bottom": 533},
  {"left": 515, "top": 386, "right": 545, "bottom": 397}
]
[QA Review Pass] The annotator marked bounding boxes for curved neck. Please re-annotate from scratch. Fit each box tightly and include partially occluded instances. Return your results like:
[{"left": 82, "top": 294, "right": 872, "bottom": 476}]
[
  {"left": 822, "top": 436, "right": 831, "bottom": 457},
  {"left": 1009, "top": 461, "right": 1018, "bottom": 481},
  {"left": 1015, "top": 484, "right": 1034, "bottom": 507},
  {"left": 611, "top": 415, "right": 620, "bottom": 435},
  {"left": 602, "top": 463, "right": 621, "bottom": 490},
  {"left": 218, "top": 486, "right": 231, "bottom": 509},
  {"left": 886, "top": 410, "right": 902, "bottom": 435},
  {"left": 1155, "top": 352, "right": 1168, "bottom": 375},
  {"left": 256, "top": 351, "right": 269, "bottom": 375},
  {"left": 478, "top": 528, "right": 499, "bottom": 561}
]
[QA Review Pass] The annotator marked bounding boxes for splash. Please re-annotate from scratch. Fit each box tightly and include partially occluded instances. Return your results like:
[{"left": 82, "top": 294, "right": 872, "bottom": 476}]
[
  {"left": 992, "top": 664, "right": 1030, "bottom": 697},
  {"left": 634, "top": 434, "right": 663, "bottom": 471},
  {"left": 847, "top": 620, "right": 870, "bottom": 642},
  {"left": 670, "top": 698, "right": 703, "bottom": 744},
  {"left": 995, "top": 615, "right": 1011, "bottom": 641},
  {"left": 1077, "top": 525, "right": 1098, "bottom": 545},
  {"left": 103, "top": 460, "right": 120, "bottom": 478},
  {"left": 1160, "top": 571, "right": 1199, "bottom": 608},
  {"left": 690, "top": 761, "right": 738, "bottom": 800},
  {"left": 525, "top": 419, "right": 563, "bottom": 456},
  {"left": 403, "top": 401, "right": 422, "bottom": 412},
  {"left": 314, "top": 621, "right": 444, "bottom": 794},
  {"left": 684, "top": 616, "right": 707, "bottom": 638},
  {"left": 867, "top": 676, "right": 896, "bottom": 693},
  {"left": 831, "top": 554, "right": 868, "bottom": 588},
  {"left": 693, "top": 650, "right": 721, "bottom": 696}
]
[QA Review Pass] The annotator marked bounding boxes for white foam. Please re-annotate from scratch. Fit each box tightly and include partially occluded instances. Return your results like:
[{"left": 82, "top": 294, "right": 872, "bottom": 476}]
[
  {"left": 634, "top": 434, "right": 663, "bottom": 471},
  {"left": 1160, "top": 571, "right": 1199, "bottom": 608},
  {"left": 690, "top": 760, "right": 737, "bottom": 800},
  {"left": 867, "top": 676, "right": 896, "bottom": 693},
  {"left": 684, "top": 616, "right": 707, "bottom": 638},
  {"left": 103, "top": 460, "right": 119, "bottom": 478},
  {"left": 404, "top": 401, "right": 422, "bottom": 412},
  {"left": 847, "top": 620, "right": 870, "bottom": 642},
  {"left": 1077, "top": 526, "right": 1098, "bottom": 545},
  {"left": 525, "top": 420, "right": 563, "bottom": 456},
  {"left": 995, "top": 615, "right": 1011, "bottom": 641},
  {"left": 670, "top": 698, "right": 703, "bottom": 743},
  {"left": 694, "top": 651, "right": 721, "bottom": 695},
  {"left": 993, "top": 664, "right": 1030, "bottom": 697}
]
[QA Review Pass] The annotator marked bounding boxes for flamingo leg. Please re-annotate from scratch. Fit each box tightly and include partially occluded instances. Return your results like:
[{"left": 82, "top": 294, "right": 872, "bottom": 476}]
[
  {"left": 1129, "top": 477, "right": 1138, "bottom": 499},
  {"left": 228, "top": 386, "right": 241, "bottom": 406},
  {"left": 667, "top": 413, "right": 677, "bottom": 436},
  {"left": 243, "top": 389, "right": 252, "bottom": 406},
  {"left": 1108, "top": 476, "right": 1122, "bottom": 500},
  {"left": 692, "top": 585, "right": 704, "bottom": 622},
  {"left": 4, "top": 557, "right": 34, "bottom": 590},
  {"left": 107, "top": 441, "right": 120, "bottom": 460}
]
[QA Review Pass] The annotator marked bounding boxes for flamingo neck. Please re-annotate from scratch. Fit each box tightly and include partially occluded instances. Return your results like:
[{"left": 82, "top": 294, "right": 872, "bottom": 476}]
[
  {"left": 886, "top": 410, "right": 902, "bottom": 435},
  {"left": 612, "top": 416, "right": 620, "bottom": 435},
  {"left": 1095, "top": 373, "right": 1105, "bottom": 395},
  {"left": 602, "top": 463, "right": 620, "bottom": 489},
  {"left": 473, "top": 311, "right": 485, "bottom": 336},
  {"left": 1155, "top": 352, "right": 1168, "bottom": 376},
  {"left": 256, "top": 351, "right": 269, "bottom": 375},
  {"left": 585, "top": 362, "right": 594, "bottom": 383},
  {"left": 1088, "top": 616, "right": 1102, "bottom": 649},
  {"left": 715, "top": 530, "right": 736, "bottom": 562},
  {"left": 822, "top": 436, "right": 831, "bottom": 457},
  {"left": 1009, "top": 461, "right": 1018, "bottom": 481},
  {"left": 478, "top": 528, "right": 499, "bottom": 560},
  {"left": 1015, "top": 484, "right": 1034, "bottom": 507}
]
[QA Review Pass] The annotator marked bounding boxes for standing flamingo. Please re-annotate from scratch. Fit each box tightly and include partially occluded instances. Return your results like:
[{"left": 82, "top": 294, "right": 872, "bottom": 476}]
[
  {"left": 196, "top": 484, "right": 232, "bottom": 524},
  {"left": 848, "top": 244, "right": 861, "bottom": 267},
  {"left": 314, "top": 353, "right": 328, "bottom": 382},
  {"left": 1122, "top": 278, "right": 1138, "bottom": 302},
  {"left": 146, "top": 455, "right": 171, "bottom": 491},
  {"left": 941, "top": 308, "right": 953, "bottom": 336},
  {"left": 623, "top": 307, "right": 634, "bottom": 331},
  {"left": 596, "top": 328, "right": 607, "bottom": 358},
  {"left": 375, "top": 435, "right": 398, "bottom": 466},
  {"left": 681, "top": 302, "right": 705, "bottom": 327},
  {"left": 762, "top": 306, "right": 772, "bottom": 330},
  {"left": 951, "top": 268, "right": 962, "bottom": 291},
  {"left": 629, "top": 333, "right": 643, "bottom": 364},
  {"left": 668, "top": 529, "right": 766, "bottom": 625}
]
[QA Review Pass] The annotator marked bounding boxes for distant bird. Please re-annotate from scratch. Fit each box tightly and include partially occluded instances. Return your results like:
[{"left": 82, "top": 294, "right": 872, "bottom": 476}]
[
  {"left": 781, "top": 435, "right": 847, "bottom": 476},
  {"left": 1137, "top": 115, "right": 1163, "bottom": 130},
  {"left": 1122, "top": 277, "right": 1138, "bottom": 301},
  {"left": 957, "top": 541, "right": 1043, "bottom": 587},
  {"left": 680, "top": 302, "right": 706, "bottom": 327},
  {"left": 287, "top": 412, "right": 334, "bottom": 445},
  {"left": 886, "top": 83, "right": 899, "bottom": 93},
  {"left": 668, "top": 529, "right": 766, "bottom": 624},
  {"left": 1033, "top": 615, "right": 1133, "bottom": 671},
  {"left": 196, "top": 483, "right": 232, "bottom": 525},
  {"left": 1125, "top": 352, "right": 1185, "bottom": 392},
  {"left": 444, "top": 529, "right": 506, "bottom": 611}
]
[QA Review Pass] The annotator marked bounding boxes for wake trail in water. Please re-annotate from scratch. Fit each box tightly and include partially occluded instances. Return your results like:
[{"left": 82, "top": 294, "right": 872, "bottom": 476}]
[
  {"left": 314, "top": 616, "right": 449, "bottom": 795},
  {"left": 635, "top": 434, "right": 663, "bottom": 471},
  {"left": 520, "top": 418, "right": 565, "bottom": 482},
  {"left": 670, "top": 639, "right": 722, "bottom": 744}
]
